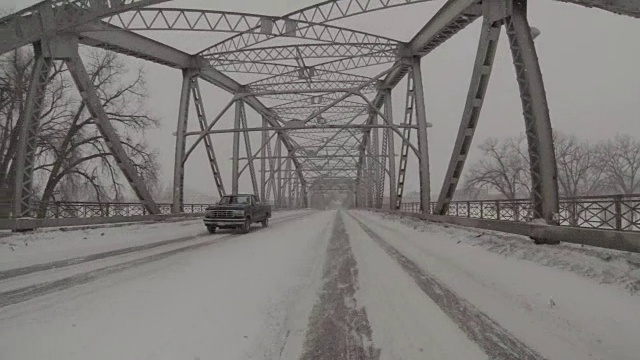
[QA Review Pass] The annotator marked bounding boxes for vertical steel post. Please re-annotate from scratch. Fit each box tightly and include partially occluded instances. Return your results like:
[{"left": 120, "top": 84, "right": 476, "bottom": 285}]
[
  {"left": 435, "top": 16, "right": 501, "bottom": 215},
  {"left": 285, "top": 156, "right": 292, "bottom": 208},
  {"left": 275, "top": 135, "right": 283, "bottom": 207},
  {"left": 506, "top": 0, "right": 559, "bottom": 224},
  {"left": 191, "top": 77, "right": 225, "bottom": 198},
  {"left": 65, "top": 44, "right": 160, "bottom": 214},
  {"left": 232, "top": 99, "right": 241, "bottom": 193},
  {"left": 379, "top": 128, "right": 388, "bottom": 208},
  {"left": 395, "top": 71, "right": 415, "bottom": 210},
  {"left": 239, "top": 101, "right": 259, "bottom": 196},
  {"left": 370, "top": 110, "right": 379, "bottom": 207},
  {"left": 13, "top": 42, "right": 53, "bottom": 218},
  {"left": 260, "top": 116, "right": 268, "bottom": 202},
  {"left": 172, "top": 69, "right": 193, "bottom": 213},
  {"left": 384, "top": 89, "right": 397, "bottom": 210},
  {"left": 411, "top": 57, "right": 431, "bottom": 214},
  {"left": 265, "top": 130, "right": 277, "bottom": 204}
]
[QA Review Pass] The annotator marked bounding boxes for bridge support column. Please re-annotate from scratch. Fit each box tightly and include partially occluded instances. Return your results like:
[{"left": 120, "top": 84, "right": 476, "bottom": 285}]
[
  {"left": 383, "top": 89, "right": 397, "bottom": 210},
  {"left": 275, "top": 135, "right": 283, "bottom": 207},
  {"left": 435, "top": 15, "right": 501, "bottom": 215},
  {"left": 172, "top": 70, "right": 194, "bottom": 213},
  {"left": 370, "top": 110, "right": 379, "bottom": 208},
  {"left": 260, "top": 116, "right": 268, "bottom": 202},
  {"left": 506, "top": 0, "right": 559, "bottom": 224},
  {"left": 13, "top": 42, "right": 53, "bottom": 219},
  {"left": 411, "top": 57, "right": 432, "bottom": 214},
  {"left": 285, "top": 156, "right": 292, "bottom": 208},
  {"left": 232, "top": 99, "right": 242, "bottom": 193},
  {"left": 191, "top": 78, "right": 226, "bottom": 199},
  {"left": 238, "top": 101, "right": 259, "bottom": 196}
]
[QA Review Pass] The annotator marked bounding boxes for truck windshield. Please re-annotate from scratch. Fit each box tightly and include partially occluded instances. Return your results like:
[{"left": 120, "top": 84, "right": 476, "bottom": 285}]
[{"left": 219, "top": 196, "right": 251, "bottom": 205}]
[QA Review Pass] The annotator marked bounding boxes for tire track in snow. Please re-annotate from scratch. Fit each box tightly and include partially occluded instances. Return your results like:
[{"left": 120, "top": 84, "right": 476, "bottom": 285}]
[
  {"left": 348, "top": 212, "right": 546, "bottom": 360},
  {"left": 299, "top": 212, "right": 380, "bottom": 360},
  {"left": 0, "top": 212, "right": 310, "bottom": 282},
  {"left": 0, "top": 212, "right": 315, "bottom": 309}
]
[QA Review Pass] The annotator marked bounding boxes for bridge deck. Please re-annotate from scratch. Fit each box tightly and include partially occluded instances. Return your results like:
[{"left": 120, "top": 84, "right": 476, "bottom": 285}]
[{"left": 1, "top": 210, "right": 639, "bottom": 359}]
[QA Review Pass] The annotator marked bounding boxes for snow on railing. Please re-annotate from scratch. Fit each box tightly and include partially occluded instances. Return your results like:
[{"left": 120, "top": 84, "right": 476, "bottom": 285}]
[
  {"left": 32, "top": 202, "right": 210, "bottom": 219},
  {"left": 398, "top": 194, "right": 640, "bottom": 232}
]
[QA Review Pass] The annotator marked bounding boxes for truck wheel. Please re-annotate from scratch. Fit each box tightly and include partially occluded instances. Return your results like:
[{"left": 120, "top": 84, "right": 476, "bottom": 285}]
[
  {"left": 261, "top": 217, "right": 269, "bottom": 228},
  {"left": 207, "top": 226, "right": 216, "bottom": 234},
  {"left": 241, "top": 217, "right": 251, "bottom": 233}
]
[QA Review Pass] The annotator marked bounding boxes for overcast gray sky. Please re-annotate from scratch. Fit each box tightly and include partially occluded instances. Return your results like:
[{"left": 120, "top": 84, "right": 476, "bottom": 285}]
[{"left": 2, "top": 0, "right": 640, "bottom": 199}]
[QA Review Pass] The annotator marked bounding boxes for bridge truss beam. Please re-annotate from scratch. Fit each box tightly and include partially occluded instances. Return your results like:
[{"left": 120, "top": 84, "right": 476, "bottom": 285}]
[{"left": 2, "top": 0, "right": 631, "bottom": 222}]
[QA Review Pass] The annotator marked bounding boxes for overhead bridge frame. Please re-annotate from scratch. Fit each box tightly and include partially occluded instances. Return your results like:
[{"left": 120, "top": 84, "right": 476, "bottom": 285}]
[{"left": 0, "top": 0, "right": 636, "bottom": 224}]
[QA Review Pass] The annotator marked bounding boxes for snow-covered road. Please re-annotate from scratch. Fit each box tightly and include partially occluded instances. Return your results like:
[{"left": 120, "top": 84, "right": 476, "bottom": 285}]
[{"left": 1, "top": 210, "right": 639, "bottom": 359}]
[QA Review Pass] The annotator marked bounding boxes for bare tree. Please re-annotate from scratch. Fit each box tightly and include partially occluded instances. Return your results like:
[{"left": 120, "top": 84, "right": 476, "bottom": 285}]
[
  {"left": 0, "top": 47, "right": 160, "bottom": 218},
  {"left": 35, "top": 50, "right": 160, "bottom": 216},
  {"left": 464, "top": 136, "right": 530, "bottom": 200},
  {"left": 554, "top": 132, "right": 604, "bottom": 197},
  {"left": 596, "top": 134, "right": 640, "bottom": 195},
  {"left": 465, "top": 131, "right": 607, "bottom": 199},
  {"left": 0, "top": 48, "right": 70, "bottom": 189}
]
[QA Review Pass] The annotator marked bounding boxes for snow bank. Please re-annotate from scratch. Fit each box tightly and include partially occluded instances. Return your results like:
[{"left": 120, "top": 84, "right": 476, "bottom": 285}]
[{"left": 372, "top": 211, "right": 640, "bottom": 294}]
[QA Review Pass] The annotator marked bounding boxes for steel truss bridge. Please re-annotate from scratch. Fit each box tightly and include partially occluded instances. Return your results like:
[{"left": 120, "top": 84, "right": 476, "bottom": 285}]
[{"left": 1, "top": 0, "right": 639, "bottom": 246}]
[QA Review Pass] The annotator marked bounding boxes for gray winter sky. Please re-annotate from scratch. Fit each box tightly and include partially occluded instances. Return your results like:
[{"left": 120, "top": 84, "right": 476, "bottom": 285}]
[{"left": 2, "top": 0, "right": 640, "bottom": 199}]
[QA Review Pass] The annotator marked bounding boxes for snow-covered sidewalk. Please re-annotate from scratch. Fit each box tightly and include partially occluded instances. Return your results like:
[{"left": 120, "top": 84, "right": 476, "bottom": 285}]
[
  {"left": 0, "top": 210, "right": 309, "bottom": 271},
  {"left": 351, "top": 210, "right": 640, "bottom": 360}
]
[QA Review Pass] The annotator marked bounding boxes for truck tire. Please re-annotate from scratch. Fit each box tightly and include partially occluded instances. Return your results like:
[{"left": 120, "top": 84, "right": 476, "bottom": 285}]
[
  {"left": 261, "top": 217, "right": 269, "bottom": 228},
  {"left": 207, "top": 226, "right": 216, "bottom": 234},
  {"left": 241, "top": 217, "right": 251, "bottom": 234}
]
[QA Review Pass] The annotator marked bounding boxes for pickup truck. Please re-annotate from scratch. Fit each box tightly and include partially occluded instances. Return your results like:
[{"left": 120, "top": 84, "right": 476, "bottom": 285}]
[{"left": 203, "top": 194, "right": 271, "bottom": 234}]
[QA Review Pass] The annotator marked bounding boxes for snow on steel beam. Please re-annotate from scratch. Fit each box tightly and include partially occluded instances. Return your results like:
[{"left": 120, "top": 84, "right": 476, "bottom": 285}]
[
  {"left": 248, "top": 68, "right": 378, "bottom": 89},
  {"left": 244, "top": 52, "right": 397, "bottom": 85},
  {"left": 102, "top": 8, "right": 400, "bottom": 49},
  {"left": 408, "top": 0, "right": 482, "bottom": 56},
  {"left": 76, "top": 22, "right": 195, "bottom": 69},
  {"left": 0, "top": 0, "right": 169, "bottom": 55},
  {"left": 248, "top": 73, "right": 378, "bottom": 93},
  {"left": 200, "top": 0, "right": 434, "bottom": 54},
  {"left": 205, "top": 43, "right": 396, "bottom": 63},
  {"left": 208, "top": 61, "right": 299, "bottom": 75},
  {"left": 254, "top": 88, "right": 377, "bottom": 102},
  {"left": 272, "top": 97, "right": 364, "bottom": 110},
  {"left": 372, "top": 0, "right": 482, "bottom": 108},
  {"left": 273, "top": 104, "right": 367, "bottom": 116}
]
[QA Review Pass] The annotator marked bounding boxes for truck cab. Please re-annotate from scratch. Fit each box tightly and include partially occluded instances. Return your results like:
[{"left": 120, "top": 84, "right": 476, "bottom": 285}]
[{"left": 203, "top": 194, "right": 271, "bottom": 234}]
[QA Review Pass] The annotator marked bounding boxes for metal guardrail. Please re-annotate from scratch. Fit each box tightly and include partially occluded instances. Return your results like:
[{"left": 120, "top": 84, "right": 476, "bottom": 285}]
[
  {"left": 22, "top": 202, "right": 210, "bottom": 219},
  {"left": 398, "top": 194, "right": 640, "bottom": 232}
]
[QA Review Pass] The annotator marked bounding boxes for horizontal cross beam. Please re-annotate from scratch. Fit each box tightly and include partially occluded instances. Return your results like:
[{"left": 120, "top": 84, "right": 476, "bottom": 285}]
[{"left": 184, "top": 124, "right": 422, "bottom": 136}]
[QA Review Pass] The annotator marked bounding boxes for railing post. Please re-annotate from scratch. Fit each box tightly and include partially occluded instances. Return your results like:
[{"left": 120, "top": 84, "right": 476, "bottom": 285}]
[
  {"left": 615, "top": 195, "right": 622, "bottom": 231},
  {"left": 496, "top": 200, "right": 501, "bottom": 220},
  {"left": 105, "top": 203, "right": 110, "bottom": 217},
  {"left": 466, "top": 201, "right": 471, "bottom": 217},
  {"left": 480, "top": 201, "right": 484, "bottom": 219},
  {"left": 54, "top": 202, "right": 60, "bottom": 219}
]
